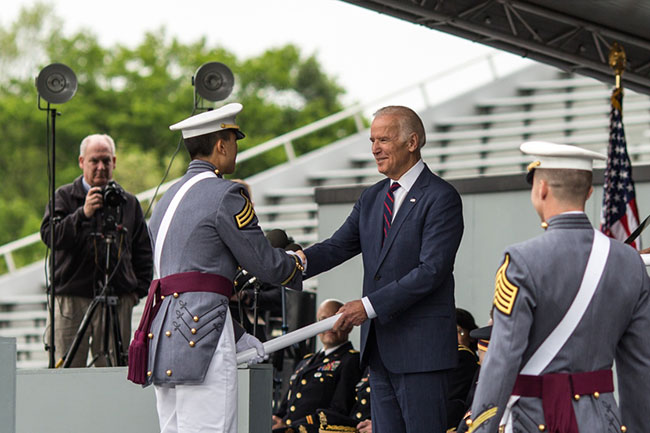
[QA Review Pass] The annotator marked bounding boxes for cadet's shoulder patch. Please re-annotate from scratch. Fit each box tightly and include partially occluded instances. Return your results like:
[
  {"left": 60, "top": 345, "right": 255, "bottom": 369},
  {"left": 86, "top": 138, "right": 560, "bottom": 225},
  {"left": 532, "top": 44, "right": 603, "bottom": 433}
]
[
  {"left": 234, "top": 189, "right": 255, "bottom": 229},
  {"left": 493, "top": 253, "right": 519, "bottom": 316}
]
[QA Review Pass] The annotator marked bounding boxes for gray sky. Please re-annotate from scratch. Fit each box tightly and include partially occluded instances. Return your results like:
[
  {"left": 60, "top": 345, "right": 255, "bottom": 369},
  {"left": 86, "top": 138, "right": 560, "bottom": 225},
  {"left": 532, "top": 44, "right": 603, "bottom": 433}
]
[{"left": 5, "top": 0, "right": 532, "bottom": 109}]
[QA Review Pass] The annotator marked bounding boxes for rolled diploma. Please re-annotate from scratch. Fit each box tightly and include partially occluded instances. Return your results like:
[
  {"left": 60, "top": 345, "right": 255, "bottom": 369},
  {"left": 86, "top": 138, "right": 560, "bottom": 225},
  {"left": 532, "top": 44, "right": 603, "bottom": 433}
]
[
  {"left": 642, "top": 254, "right": 650, "bottom": 266},
  {"left": 237, "top": 313, "right": 342, "bottom": 364}
]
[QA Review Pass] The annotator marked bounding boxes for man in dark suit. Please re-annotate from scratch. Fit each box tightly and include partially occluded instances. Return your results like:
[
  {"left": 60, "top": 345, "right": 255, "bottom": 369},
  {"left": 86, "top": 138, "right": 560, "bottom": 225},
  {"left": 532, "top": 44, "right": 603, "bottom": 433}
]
[{"left": 299, "top": 106, "right": 464, "bottom": 433}]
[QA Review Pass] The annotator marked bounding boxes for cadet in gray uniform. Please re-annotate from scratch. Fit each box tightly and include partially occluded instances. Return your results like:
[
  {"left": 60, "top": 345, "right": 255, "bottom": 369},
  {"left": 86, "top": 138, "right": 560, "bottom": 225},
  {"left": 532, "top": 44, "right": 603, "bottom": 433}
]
[
  {"left": 128, "top": 103, "right": 304, "bottom": 433},
  {"left": 465, "top": 141, "right": 650, "bottom": 433}
]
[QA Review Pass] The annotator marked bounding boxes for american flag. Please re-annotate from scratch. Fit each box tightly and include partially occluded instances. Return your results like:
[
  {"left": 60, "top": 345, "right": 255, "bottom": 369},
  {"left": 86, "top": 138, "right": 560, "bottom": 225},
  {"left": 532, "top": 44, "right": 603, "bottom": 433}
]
[{"left": 600, "top": 87, "right": 641, "bottom": 249}]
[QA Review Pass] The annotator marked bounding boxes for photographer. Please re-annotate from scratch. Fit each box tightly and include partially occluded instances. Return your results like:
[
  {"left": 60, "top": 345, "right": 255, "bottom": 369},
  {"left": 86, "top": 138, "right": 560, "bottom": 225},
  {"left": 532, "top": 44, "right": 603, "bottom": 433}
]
[{"left": 40, "top": 133, "right": 152, "bottom": 367}]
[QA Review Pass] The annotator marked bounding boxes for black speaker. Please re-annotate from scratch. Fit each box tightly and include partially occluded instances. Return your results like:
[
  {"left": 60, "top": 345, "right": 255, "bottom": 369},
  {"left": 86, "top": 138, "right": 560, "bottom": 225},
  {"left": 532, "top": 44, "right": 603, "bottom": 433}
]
[
  {"left": 35, "top": 63, "right": 77, "bottom": 104},
  {"left": 193, "top": 62, "right": 234, "bottom": 102}
]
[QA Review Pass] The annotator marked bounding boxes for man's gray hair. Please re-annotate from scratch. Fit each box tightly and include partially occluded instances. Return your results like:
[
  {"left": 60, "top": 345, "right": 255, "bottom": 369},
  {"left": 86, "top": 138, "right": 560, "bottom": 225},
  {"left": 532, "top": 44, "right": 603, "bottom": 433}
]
[
  {"left": 373, "top": 106, "right": 426, "bottom": 148},
  {"left": 79, "top": 134, "right": 116, "bottom": 157}
]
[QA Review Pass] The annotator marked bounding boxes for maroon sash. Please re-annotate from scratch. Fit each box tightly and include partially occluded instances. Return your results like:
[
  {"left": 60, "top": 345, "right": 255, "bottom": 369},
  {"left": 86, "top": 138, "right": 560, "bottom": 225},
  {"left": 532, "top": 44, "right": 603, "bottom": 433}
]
[
  {"left": 127, "top": 272, "right": 233, "bottom": 384},
  {"left": 512, "top": 369, "right": 614, "bottom": 433}
]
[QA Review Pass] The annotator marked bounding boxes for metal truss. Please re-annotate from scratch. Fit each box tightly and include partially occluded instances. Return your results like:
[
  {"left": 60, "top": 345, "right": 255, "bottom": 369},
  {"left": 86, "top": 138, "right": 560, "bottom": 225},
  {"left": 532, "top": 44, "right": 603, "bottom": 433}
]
[{"left": 343, "top": 0, "right": 650, "bottom": 94}]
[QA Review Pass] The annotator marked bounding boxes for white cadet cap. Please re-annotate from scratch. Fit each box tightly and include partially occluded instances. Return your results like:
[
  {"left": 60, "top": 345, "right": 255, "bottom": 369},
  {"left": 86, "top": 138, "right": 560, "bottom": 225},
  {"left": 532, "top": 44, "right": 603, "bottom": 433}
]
[
  {"left": 169, "top": 102, "right": 245, "bottom": 139},
  {"left": 521, "top": 141, "right": 606, "bottom": 183}
]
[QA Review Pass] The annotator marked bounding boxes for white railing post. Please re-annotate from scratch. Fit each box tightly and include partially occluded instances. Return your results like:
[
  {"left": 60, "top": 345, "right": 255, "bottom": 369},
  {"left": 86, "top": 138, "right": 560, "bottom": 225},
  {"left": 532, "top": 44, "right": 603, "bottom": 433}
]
[
  {"left": 3, "top": 253, "right": 16, "bottom": 274},
  {"left": 283, "top": 140, "right": 296, "bottom": 162}
]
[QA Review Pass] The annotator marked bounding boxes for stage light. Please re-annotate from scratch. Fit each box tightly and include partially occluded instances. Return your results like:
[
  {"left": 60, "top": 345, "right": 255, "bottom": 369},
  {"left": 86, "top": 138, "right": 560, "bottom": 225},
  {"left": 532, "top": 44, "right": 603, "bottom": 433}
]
[
  {"left": 36, "top": 63, "right": 78, "bottom": 104},
  {"left": 193, "top": 62, "right": 234, "bottom": 102}
]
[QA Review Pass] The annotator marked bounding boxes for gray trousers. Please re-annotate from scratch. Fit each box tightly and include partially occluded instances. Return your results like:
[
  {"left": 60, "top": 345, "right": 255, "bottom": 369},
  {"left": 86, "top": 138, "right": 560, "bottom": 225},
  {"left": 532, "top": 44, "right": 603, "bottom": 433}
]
[{"left": 46, "top": 294, "right": 137, "bottom": 367}]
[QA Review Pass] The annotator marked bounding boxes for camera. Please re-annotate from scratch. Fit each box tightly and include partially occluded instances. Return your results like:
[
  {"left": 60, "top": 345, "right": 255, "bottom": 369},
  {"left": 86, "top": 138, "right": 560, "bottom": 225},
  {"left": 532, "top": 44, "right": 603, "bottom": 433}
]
[{"left": 100, "top": 181, "right": 126, "bottom": 233}]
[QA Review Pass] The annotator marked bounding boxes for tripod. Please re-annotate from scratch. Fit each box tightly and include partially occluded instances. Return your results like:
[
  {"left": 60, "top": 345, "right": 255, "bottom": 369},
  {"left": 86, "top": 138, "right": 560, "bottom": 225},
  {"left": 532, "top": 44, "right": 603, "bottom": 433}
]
[{"left": 58, "top": 229, "right": 127, "bottom": 368}]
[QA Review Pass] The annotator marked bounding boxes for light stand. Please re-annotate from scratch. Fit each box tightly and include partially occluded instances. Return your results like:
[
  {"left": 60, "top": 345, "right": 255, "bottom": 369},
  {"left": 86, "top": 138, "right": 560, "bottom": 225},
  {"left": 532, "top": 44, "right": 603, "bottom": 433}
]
[{"left": 36, "top": 63, "right": 77, "bottom": 368}]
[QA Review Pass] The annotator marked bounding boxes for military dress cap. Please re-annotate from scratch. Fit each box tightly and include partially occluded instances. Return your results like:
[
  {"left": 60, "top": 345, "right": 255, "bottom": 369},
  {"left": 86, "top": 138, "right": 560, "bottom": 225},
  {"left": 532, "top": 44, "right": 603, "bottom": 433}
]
[
  {"left": 521, "top": 141, "right": 606, "bottom": 183},
  {"left": 169, "top": 102, "right": 245, "bottom": 139},
  {"left": 469, "top": 325, "right": 492, "bottom": 341}
]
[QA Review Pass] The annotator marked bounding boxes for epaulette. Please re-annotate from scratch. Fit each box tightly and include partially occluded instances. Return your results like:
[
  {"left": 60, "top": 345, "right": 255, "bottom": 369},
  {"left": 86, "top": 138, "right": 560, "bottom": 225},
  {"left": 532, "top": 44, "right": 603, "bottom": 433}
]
[{"left": 458, "top": 345, "right": 475, "bottom": 355}]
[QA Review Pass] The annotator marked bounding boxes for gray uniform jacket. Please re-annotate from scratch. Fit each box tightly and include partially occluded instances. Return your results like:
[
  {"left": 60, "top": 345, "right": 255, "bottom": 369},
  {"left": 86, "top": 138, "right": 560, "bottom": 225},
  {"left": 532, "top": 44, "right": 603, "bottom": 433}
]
[
  {"left": 469, "top": 213, "right": 650, "bottom": 433},
  {"left": 146, "top": 160, "right": 302, "bottom": 386}
]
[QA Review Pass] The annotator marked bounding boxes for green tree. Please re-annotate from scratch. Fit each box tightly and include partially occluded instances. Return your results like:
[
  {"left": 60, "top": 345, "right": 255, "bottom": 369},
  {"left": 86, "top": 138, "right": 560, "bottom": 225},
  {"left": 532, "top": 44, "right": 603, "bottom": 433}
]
[{"left": 0, "top": 2, "right": 358, "bottom": 271}]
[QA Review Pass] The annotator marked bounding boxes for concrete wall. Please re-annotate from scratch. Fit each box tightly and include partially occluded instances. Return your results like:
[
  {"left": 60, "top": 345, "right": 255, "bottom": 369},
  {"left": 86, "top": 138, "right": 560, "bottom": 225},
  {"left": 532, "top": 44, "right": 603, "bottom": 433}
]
[
  {"left": 2, "top": 358, "right": 272, "bottom": 433},
  {"left": 313, "top": 167, "right": 650, "bottom": 328}
]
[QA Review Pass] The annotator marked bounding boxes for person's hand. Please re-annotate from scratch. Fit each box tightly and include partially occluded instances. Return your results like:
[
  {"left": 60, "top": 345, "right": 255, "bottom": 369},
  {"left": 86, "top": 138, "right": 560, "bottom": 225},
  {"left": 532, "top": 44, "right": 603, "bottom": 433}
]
[
  {"left": 271, "top": 415, "right": 286, "bottom": 430},
  {"left": 640, "top": 247, "right": 650, "bottom": 254},
  {"left": 83, "top": 186, "right": 103, "bottom": 218},
  {"left": 357, "top": 419, "right": 372, "bottom": 433},
  {"left": 333, "top": 299, "right": 368, "bottom": 332},
  {"left": 295, "top": 249, "right": 307, "bottom": 269},
  {"left": 235, "top": 333, "right": 268, "bottom": 364}
]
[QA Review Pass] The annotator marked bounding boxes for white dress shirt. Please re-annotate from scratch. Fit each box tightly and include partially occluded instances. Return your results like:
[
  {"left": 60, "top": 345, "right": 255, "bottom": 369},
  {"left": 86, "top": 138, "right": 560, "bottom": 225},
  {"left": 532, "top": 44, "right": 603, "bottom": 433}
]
[{"left": 361, "top": 159, "right": 425, "bottom": 319}]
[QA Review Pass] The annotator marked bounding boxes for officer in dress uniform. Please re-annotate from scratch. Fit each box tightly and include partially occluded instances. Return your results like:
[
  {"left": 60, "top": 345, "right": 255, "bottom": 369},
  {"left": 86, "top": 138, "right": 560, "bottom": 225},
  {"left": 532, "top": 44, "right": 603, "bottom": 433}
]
[
  {"left": 465, "top": 142, "right": 650, "bottom": 433},
  {"left": 273, "top": 299, "right": 362, "bottom": 432},
  {"left": 132, "top": 103, "right": 304, "bottom": 433},
  {"left": 314, "top": 367, "right": 371, "bottom": 433}
]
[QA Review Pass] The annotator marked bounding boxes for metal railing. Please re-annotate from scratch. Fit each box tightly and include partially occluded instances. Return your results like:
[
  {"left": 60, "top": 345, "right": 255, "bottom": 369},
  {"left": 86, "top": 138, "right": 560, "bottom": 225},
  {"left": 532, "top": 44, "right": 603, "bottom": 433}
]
[{"left": 1, "top": 51, "right": 511, "bottom": 275}]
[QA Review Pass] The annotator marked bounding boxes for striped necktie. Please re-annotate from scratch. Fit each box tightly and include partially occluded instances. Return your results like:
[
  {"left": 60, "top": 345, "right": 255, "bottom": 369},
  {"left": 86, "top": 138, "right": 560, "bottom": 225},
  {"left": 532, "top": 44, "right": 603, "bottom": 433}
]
[{"left": 383, "top": 182, "right": 401, "bottom": 243}]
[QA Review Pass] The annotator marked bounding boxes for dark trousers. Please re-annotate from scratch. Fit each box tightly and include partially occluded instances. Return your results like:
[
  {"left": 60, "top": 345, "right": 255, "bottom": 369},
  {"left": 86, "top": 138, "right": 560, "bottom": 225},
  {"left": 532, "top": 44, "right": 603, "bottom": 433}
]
[{"left": 367, "top": 331, "right": 449, "bottom": 433}]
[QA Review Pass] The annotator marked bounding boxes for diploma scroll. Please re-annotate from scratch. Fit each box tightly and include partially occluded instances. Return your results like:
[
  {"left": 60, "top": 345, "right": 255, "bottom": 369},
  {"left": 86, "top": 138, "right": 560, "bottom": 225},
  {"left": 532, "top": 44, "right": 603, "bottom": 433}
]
[{"left": 237, "top": 313, "right": 342, "bottom": 364}]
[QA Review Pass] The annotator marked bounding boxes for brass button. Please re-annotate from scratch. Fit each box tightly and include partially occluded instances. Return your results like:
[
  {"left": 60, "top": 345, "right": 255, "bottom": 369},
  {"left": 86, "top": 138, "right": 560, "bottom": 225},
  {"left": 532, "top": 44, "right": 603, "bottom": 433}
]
[
  {"left": 621, "top": 425, "right": 627, "bottom": 432},
  {"left": 191, "top": 328, "right": 197, "bottom": 335},
  {"left": 366, "top": 387, "right": 370, "bottom": 393},
  {"left": 147, "top": 371, "right": 152, "bottom": 377},
  {"left": 193, "top": 316, "right": 199, "bottom": 322},
  {"left": 189, "top": 341, "right": 195, "bottom": 347},
  {"left": 296, "top": 393, "right": 302, "bottom": 399},
  {"left": 361, "top": 398, "right": 367, "bottom": 405},
  {"left": 166, "top": 370, "right": 172, "bottom": 377},
  {"left": 286, "top": 419, "right": 292, "bottom": 426},
  {"left": 165, "top": 331, "right": 172, "bottom": 337},
  {"left": 323, "top": 358, "right": 329, "bottom": 363},
  {"left": 290, "top": 405, "right": 296, "bottom": 412},
  {"left": 320, "top": 378, "right": 324, "bottom": 382},
  {"left": 355, "top": 396, "right": 358, "bottom": 401},
  {"left": 148, "top": 333, "right": 154, "bottom": 339},
  {"left": 173, "top": 292, "right": 179, "bottom": 298},
  {"left": 301, "top": 379, "right": 307, "bottom": 385},
  {"left": 538, "top": 425, "right": 546, "bottom": 431},
  {"left": 356, "top": 412, "right": 362, "bottom": 419},
  {"left": 573, "top": 394, "right": 580, "bottom": 401},
  {"left": 541, "top": 221, "right": 549, "bottom": 229},
  {"left": 593, "top": 392, "right": 600, "bottom": 399},
  {"left": 160, "top": 295, "right": 165, "bottom": 300},
  {"left": 466, "top": 419, "right": 473, "bottom": 427}
]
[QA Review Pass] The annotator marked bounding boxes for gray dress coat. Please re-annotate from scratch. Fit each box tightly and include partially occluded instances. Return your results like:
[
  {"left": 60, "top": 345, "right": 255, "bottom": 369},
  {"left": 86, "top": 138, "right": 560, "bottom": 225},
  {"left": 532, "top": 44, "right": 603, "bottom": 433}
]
[
  {"left": 145, "top": 160, "right": 302, "bottom": 386},
  {"left": 468, "top": 213, "right": 650, "bottom": 432}
]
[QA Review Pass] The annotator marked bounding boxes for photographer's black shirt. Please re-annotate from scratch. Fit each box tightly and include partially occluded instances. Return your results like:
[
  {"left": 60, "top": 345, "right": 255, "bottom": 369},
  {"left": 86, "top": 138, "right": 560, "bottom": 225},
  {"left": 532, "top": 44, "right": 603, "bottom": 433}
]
[{"left": 40, "top": 176, "right": 153, "bottom": 298}]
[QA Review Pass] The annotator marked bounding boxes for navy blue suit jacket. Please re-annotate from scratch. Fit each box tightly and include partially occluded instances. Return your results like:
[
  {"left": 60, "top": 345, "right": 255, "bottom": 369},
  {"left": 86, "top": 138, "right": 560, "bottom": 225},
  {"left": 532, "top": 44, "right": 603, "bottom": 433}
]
[{"left": 305, "top": 165, "right": 464, "bottom": 374}]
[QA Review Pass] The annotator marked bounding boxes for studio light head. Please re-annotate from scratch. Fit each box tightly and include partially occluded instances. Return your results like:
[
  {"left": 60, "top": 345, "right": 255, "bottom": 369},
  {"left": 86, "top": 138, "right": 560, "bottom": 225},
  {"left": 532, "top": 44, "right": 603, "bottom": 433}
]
[
  {"left": 192, "top": 62, "right": 234, "bottom": 107},
  {"left": 36, "top": 63, "right": 78, "bottom": 104}
]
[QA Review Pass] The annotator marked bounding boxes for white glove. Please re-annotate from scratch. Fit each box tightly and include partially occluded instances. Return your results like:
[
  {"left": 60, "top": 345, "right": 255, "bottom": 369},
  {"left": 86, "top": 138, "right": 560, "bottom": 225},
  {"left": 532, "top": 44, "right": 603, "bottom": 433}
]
[{"left": 235, "top": 333, "right": 268, "bottom": 364}]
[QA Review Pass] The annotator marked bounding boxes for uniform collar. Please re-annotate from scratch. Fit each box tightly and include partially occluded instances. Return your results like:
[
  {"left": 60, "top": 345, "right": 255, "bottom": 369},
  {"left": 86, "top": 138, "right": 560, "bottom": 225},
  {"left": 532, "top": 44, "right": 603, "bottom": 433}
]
[
  {"left": 187, "top": 159, "right": 221, "bottom": 177},
  {"left": 546, "top": 212, "right": 593, "bottom": 230}
]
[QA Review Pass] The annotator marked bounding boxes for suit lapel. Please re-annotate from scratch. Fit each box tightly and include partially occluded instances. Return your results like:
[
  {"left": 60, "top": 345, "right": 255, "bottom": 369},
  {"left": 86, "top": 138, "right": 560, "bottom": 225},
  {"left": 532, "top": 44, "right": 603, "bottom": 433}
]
[{"left": 376, "top": 169, "right": 431, "bottom": 269}]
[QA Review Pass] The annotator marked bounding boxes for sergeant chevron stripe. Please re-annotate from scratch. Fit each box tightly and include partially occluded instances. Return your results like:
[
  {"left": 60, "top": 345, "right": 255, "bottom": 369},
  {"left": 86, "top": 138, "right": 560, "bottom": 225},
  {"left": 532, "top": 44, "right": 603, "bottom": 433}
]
[
  {"left": 494, "top": 254, "right": 519, "bottom": 316},
  {"left": 235, "top": 190, "right": 255, "bottom": 229}
]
